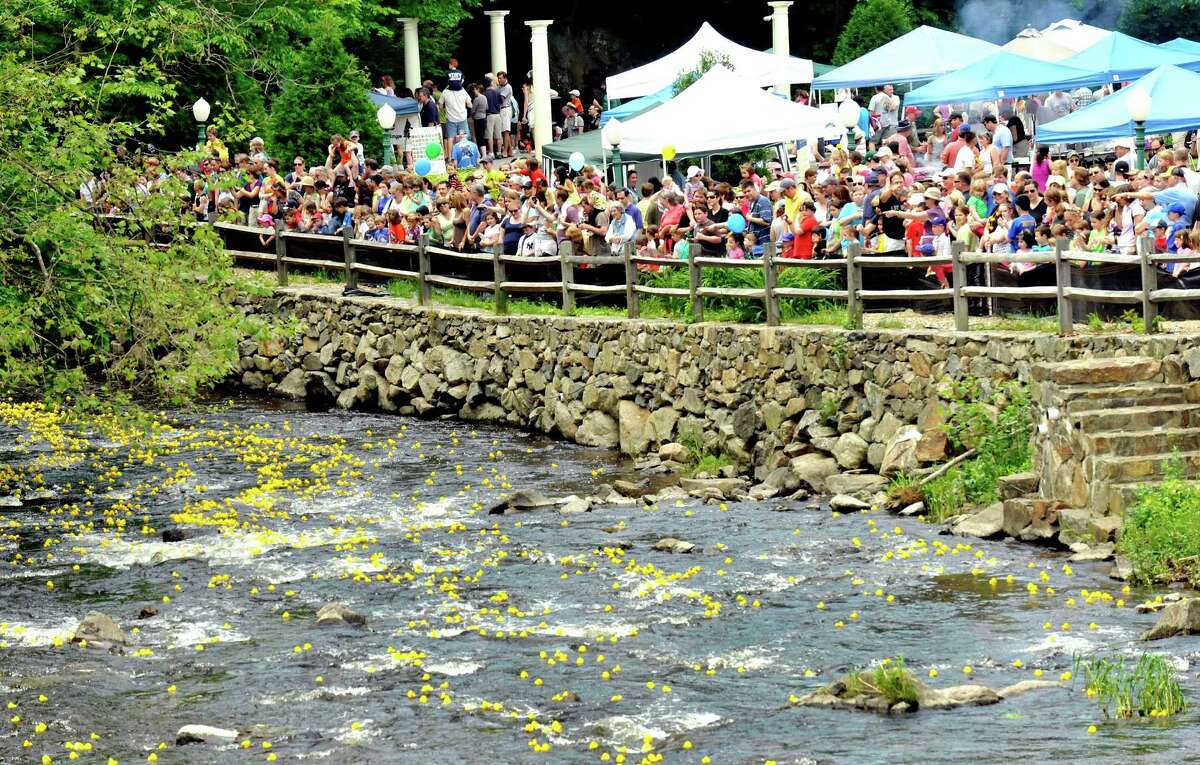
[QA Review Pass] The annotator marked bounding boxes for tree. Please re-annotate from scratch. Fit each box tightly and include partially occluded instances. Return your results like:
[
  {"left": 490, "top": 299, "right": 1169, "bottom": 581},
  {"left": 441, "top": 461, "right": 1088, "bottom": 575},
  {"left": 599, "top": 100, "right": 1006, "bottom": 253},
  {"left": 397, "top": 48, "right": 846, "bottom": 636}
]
[
  {"left": 672, "top": 50, "right": 734, "bottom": 96},
  {"left": 832, "top": 0, "right": 915, "bottom": 65},
  {"left": 266, "top": 34, "right": 380, "bottom": 165},
  {"left": 1120, "top": 0, "right": 1200, "bottom": 43}
]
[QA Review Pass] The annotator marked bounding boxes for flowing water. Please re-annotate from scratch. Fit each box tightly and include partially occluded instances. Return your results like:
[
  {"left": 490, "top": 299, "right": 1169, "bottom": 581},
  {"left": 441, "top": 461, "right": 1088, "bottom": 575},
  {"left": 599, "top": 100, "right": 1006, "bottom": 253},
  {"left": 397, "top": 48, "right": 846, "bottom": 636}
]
[{"left": 0, "top": 400, "right": 1197, "bottom": 765}]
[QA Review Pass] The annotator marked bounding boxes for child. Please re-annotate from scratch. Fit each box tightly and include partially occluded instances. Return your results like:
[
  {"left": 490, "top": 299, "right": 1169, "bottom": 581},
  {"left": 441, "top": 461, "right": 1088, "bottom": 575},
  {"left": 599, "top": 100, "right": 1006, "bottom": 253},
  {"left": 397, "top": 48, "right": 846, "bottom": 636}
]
[
  {"left": 744, "top": 230, "right": 763, "bottom": 259},
  {"left": 368, "top": 214, "right": 389, "bottom": 243},
  {"left": 1009, "top": 229, "right": 1038, "bottom": 276},
  {"left": 917, "top": 214, "right": 952, "bottom": 288},
  {"left": 386, "top": 209, "right": 405, "bottom": 244},
  {"left": 257, "top": 213, "right": 275, "bottom": 247},
  {"left": 479, "top": 211, "right": 502, "bottom": 249},
  {"left": 1172, "top": 229, "right": 1200, "bottom": 276},
  {"left": 1033, "top": 225, "right": 1053, "bottom": 251},
  {"left": 725, "top": 233, "right": 745, "bottom": 260}
]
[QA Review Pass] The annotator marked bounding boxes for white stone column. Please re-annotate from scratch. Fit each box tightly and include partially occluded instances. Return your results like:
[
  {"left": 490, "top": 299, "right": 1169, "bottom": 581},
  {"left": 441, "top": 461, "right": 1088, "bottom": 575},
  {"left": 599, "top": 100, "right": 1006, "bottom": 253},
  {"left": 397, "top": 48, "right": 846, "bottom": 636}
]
[
  {"left": 401, "top": 18, "right": 421, "bottom": 92},
  {"left": 485, "top": 10, "right": 510, "bottom": 75},
  {"left": 526, "top": 20, "right": 553, "bottom": 162},
  {"left": 768, "top": 1, "right": 794, "bottom": 98}
]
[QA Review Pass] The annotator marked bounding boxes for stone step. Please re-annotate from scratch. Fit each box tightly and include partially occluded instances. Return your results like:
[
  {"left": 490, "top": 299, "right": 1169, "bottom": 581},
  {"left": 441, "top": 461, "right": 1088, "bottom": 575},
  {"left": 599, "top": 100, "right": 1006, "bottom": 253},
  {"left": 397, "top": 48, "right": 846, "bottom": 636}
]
[
  {"left": 1094, "top": 450, "right": 1200, "bottom": 484},
  {"left": 1073, "top": 404, "right": 1200, "bottom": 433},
  {"left": 1054, "top": 382, "right": 1200, "bottom": 414},
  {"left": 1104, "top": 482, "right": 1167, "bottom": 515},
  {"left": 1032, "top": 356, "right": 1162, "bottom": 387},
  {"left": 1088, "top": 427, "right": 1200, "bottom": 457}
]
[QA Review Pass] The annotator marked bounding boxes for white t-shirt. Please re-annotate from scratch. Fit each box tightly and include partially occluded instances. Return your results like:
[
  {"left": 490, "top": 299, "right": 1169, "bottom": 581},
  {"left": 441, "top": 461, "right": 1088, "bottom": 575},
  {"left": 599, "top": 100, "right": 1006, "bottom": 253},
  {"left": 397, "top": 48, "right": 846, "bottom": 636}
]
[
  {"left": 868, "top": 92, "right": 899, "bottom": 127},
  {"left": 1118, "top": 200, "right": 1144, "bottom": 253},
  {"left": 953, "top": 145, "right": 978, "bottom": 172},
  {"left": 440, "top": 88, "right": 470, "bottom": 123}
]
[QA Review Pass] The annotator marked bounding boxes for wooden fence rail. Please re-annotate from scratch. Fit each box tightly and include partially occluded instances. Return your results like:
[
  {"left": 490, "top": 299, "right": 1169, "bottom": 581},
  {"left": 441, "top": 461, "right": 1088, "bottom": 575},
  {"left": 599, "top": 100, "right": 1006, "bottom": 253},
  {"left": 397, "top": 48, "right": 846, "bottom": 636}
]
[{"left": 215, "top": 222, "right": 1197, "bottom": 336}]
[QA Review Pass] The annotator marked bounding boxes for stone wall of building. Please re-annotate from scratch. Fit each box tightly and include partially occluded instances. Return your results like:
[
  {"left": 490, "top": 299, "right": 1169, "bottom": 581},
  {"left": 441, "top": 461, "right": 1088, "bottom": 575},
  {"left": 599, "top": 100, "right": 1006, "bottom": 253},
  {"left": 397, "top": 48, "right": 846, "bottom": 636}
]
[{"left": 236, "top": 288, "right": 1200, "bottom": 501}]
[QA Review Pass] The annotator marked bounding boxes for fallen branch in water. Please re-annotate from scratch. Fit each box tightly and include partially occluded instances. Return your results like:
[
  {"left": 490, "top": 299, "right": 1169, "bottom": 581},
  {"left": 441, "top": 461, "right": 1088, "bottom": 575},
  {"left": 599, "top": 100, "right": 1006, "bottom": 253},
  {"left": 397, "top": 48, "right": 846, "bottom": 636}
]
[{"left": 919, "top": 449, "right": 976, "bottom": 487}]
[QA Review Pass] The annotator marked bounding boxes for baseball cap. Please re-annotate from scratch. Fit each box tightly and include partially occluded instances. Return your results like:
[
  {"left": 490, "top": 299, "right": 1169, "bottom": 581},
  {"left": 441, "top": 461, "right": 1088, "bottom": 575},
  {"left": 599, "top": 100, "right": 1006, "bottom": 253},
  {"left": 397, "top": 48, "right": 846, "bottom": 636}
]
[
  {"left": 907, "top": 192, "right": 925, "bottom": 205},
  {"left": 1168, "top": 202, "right": 1187, "bottom": 215},
  {"left": 349, "top": 130, "right": 360, "bottom": 139},
  {"left": 990, "top": 182, "right": 1010, "bottom": 194},
  {"left": 1046, "top": 175, "right": 1067, "bottom": 187},
  {"left": 896, "top": 120, "right": 912, "bottom": 131},
  {"left": 876, "top": 146, "right": 893, "bottom": 158},
  {"left": 1172, "top": 167, "right": 1187, "bottom": 178},
  {"left": 779, "top": 178, "right": 797, "bottom": 189},
  {"left": 568, "top": 88, "right": 580, "bottom": 96},
  {"left": 764, "top": 181, "right": 782, "bottom": 192},
  {"left": 928, "top": 211, "right": 947, "bottom": 226},
  {"left": 939, "top": 167, "right": 957, "bottom": 178}
]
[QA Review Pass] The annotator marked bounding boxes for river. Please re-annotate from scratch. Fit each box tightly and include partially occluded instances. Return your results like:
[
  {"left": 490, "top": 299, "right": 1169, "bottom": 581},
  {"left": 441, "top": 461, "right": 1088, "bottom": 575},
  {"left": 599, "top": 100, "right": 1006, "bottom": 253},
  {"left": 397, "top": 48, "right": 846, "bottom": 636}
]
[{"left": 0, "top": 399, "right": 1195, "bottom": 765}]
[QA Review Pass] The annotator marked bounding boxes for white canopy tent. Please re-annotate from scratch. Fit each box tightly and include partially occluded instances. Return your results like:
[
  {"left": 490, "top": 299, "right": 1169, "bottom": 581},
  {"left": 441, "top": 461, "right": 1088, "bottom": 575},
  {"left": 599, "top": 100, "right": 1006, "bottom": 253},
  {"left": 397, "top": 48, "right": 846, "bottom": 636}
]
[
  {"left": 605, "top": 22, "right": 814, "bottom": 100},
  {"left": 1002, "top": 29, "right": 1077, "bottom": 62},
  {"left": 1038, "top": 18, "right": 1112, "bottom": 53},
  {"left": 615, "top": 67, "right": 839, "bottom": 157}
]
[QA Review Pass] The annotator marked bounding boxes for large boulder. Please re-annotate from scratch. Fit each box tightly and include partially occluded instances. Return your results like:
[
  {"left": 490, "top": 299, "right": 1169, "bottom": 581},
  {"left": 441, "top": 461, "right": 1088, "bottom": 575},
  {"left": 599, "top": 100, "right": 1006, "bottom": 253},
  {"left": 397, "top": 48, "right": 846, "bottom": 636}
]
[
  {"left": 316, "top": 602, "right": 367, "bottom": 628},
  {"left": 71, "top": 611, "right": 126, "bottom": 648},
  {"left": 832, "top": 433, "right": 869, "bottom": 470},
  {"left": 824, "top": 473, "right": 887, "bottom": 496},
  {"left": 1142, "top": 598, "right": 1200, "bottom": 641},
  {"left": 917, "top": 684, "right": 1002, "bottom": 709},
  {"left": 275, "top": 368, "right": 307, "bottom": 400},
  {"left": 486, "top": 490, "right": 558, "bottom": 514},
  {"left": 880, "top": 427, "right": 921, "bottom": 477},
  {"left": 789, "top": 454, "right": 840, "bottom": 493},
  {"left": 658, "top": 442, "right": 691, "bottom": 463},
  {"left": 576, "top": 411, "right": 620, "bottom": 448},
  {"left": 953, "top": 502, "right": 1004, "bottom": 539}
]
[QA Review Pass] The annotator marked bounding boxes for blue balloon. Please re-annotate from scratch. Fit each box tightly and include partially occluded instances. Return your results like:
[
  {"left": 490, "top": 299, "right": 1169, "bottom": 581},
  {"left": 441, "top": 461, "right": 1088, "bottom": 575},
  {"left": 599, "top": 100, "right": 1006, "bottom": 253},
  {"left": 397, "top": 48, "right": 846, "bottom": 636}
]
[
  {"left": 414, "top": 158, "right": 432, "bottom": 177},
  {"left": 727, "top": 213, "right": 746, "bottom": 234}
]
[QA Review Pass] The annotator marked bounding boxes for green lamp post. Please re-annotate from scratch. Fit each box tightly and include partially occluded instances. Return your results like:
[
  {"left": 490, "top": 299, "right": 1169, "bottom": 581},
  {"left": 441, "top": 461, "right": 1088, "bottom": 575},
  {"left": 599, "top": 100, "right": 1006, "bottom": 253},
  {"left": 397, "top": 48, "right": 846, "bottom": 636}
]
[
  {"left": 603, "top": 118, "right": 624, "bottom": 188},
  {"left": 1126, "top": 87, "right": 1152, "bottom": 171},
  {"left": 377, "top": 103, "right": 397, "bottom": 167},
  {"left": 192, "top": 98, "right": 210, "bottom": 150}
]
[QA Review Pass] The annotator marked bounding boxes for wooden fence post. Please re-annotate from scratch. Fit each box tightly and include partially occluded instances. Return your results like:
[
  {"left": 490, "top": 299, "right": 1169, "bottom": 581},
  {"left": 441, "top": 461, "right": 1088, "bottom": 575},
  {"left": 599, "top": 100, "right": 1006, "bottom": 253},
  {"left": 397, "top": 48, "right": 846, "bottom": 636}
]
[
  {"left": 342, "top": 227, "right": 358, "bottom": 291},
  {"left": 559, "top": 240, "right": 576, "bottom": 316},
  {"left": 845, "top": 241, "right": 862, "bottom": 329},
  {"left": 1054, "top": 237, "right": 1072, "bottom": 335},
  {"left": 417, "top": 233, "right": 431, "bottom": 306},
  {"left": 1138, "top": 235, "right": 1158, "bottom": 334},
  {"left": 763, "top": 241, "right": 780, "bottom": 327},
  {"left": 274, "top": 221, "right": 288, "bottom": 287},
  {"left": 492, "top": 242, "right": 508, "bottom": 315},
  {"left": 950, "top": 241, "right": 968, "bottom": 331},
  {"left": 622, "top": 242, "right": 640, "bottom": 319},
  {"left": 688, "top": 247, "right": 703, "bottom": 322}
]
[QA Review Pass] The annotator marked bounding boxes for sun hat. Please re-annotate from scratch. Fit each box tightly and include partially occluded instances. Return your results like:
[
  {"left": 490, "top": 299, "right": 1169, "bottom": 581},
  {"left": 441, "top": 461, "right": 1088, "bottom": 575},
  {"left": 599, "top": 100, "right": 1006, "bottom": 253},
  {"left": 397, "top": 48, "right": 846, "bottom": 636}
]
[{"left": 686, "top": 165, "right": 702, "bottom": 179}]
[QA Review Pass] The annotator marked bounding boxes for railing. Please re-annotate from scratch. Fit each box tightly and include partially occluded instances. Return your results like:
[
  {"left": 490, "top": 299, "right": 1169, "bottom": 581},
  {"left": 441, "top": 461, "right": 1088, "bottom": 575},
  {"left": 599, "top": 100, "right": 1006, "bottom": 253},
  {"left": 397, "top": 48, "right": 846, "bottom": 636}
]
[{"left": 216, "top": 222, "right": 1196, "bottom": 335}]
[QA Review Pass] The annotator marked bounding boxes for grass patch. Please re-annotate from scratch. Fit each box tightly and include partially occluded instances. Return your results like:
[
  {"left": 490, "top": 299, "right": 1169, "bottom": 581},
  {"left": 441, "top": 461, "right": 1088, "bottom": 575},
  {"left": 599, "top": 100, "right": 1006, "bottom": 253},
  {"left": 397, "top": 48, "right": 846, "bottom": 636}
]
[
  {"left": 1073, "top": 653, "right": 1186, "bottom": 719},
  {"left": 1115, "top": 457, "right": 1200, "bottom": 585},
  {"left": 640, "top": 265, "right": 840, "bottom": 324},
  {"left": 887, "top": 472, "right": 923, "bottom": 508},
  {"left": 977, "top": 313, "right": 1059, "bottom": 333},
  {"left": 677, "top": 429, "right": 732, "bottom": 478},
  {"left": 922, "top": 381, "right": 1033, "bottom": 522},
  {"left": 844, "top": 657, "right": 920, "bottom": 706}
]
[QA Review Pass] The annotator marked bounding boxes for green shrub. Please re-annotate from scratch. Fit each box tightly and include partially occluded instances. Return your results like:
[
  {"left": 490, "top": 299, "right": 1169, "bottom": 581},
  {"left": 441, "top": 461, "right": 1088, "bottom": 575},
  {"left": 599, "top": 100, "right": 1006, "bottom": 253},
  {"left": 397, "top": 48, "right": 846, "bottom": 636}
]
[
  {"left": 1073, "top": 653, "right": 1186, "bottom": 719},
  {"left": 1116, "top": 459, "right": 1200, "bottom": 585},
  {"left": 640, "top": 264, "right": 839, "bottom": 324},
  {"left": 922, "top": 381, "right": 1034, "bottom": 522},
  {"left": 873, "top": 657, "right": 920, "bottom": 706}
]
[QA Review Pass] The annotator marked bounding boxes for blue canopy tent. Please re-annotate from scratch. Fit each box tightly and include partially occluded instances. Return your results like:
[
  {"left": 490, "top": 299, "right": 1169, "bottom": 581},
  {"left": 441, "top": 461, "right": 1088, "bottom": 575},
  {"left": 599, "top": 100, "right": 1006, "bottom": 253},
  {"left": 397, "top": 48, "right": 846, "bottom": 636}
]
[
  {"left": 1037, "top": 65, "right": 1200, "bottom": 143},
  {"left": 904, "top": 51, "right": 1112, "bottom": 107},
  {"left": 812, "top": 26, "right": 999, "bottom": 89},
  {"left": 1161, "top": 38, "right": 1200, "bottom": 55},
  {"left": 599, "top": 85, "right": 673, "bottom": 126},
  {"left": 367, "top": 91, "right": 419, "bottom": 115},
  {"left": 1060, "top": 32, "right": 1200, "bottom": 82}
]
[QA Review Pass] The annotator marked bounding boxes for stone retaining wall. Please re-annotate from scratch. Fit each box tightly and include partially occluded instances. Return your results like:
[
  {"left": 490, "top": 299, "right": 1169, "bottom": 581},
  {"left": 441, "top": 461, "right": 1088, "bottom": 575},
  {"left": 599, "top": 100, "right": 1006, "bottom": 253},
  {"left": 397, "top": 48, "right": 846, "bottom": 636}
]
[{"left": 236, "top": 288, "right": 1200, "bottom": 492}]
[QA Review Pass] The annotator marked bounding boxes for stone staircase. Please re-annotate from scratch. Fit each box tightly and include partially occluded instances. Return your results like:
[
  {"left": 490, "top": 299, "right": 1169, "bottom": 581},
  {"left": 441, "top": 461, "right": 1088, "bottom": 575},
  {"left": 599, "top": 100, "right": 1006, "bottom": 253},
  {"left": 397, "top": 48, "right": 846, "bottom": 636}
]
[{"left": 1032, "top": 356, "right": 1200, "bottom": 517}]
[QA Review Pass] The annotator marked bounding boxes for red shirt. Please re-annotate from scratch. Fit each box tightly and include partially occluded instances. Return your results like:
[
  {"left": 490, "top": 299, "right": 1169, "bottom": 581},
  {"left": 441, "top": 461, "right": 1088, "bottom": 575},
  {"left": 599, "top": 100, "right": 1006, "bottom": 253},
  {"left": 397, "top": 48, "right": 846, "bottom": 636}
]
[{"left": 788, "top": 213, "right": 819, "bottom": 259}]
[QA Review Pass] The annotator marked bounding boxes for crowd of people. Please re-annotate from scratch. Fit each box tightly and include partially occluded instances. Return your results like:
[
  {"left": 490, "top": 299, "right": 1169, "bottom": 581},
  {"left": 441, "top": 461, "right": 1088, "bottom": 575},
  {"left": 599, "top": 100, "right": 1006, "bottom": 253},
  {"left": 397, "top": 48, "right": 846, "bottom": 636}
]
[{"left": 87, "top": 50, "right": 1200, "bottom": 286}]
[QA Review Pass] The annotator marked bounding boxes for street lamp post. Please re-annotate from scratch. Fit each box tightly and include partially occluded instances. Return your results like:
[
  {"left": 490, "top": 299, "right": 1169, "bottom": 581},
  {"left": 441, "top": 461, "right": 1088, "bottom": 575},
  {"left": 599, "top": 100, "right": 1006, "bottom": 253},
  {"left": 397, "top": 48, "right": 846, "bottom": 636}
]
[
  {"left": 603, "top": 119, "right": 623, "bottom": 188},
  {"left": 192, "top": 98, "right": 210, "bottom": 150},
  {"left": 377, "top": 103, "right": 397, "bottom": 167},
  {"left": 1127, "top": 87, "right": 1152, "bottom": 170},
  {"left": 838, "top": 97, "right": 860, "bottom": 152}
]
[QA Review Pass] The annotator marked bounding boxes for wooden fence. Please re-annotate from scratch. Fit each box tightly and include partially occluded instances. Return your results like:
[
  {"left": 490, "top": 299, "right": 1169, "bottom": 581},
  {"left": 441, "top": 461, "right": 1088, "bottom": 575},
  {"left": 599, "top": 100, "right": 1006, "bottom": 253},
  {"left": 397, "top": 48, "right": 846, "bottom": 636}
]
[{"left": 216, "top": 223, "right": 1199, "bottom": 335}]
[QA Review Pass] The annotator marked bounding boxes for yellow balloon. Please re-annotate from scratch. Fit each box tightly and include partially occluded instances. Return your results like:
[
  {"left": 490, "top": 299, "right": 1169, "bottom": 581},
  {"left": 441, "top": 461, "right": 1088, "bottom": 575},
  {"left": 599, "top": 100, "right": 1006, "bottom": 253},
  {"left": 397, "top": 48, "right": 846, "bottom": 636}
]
[{"left": 662, "top": 144, "right": 677, "bottom": 161}]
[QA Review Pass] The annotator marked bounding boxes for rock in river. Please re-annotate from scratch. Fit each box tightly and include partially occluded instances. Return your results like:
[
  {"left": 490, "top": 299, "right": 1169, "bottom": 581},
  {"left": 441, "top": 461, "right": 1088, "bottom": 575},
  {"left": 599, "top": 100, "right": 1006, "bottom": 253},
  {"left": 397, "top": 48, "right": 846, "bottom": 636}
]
[
  {"left": 652, "top": 537, "right": 696, "bottom": 554},
  {"left": 1142, "top": 598, "right": 1200, "bottom": 641},
  {"left": 316, "top": 602, "right": 367, "bottom": 628},
  {"left": 952, "top": 502, "right": 1004, "bottom": 539},
  {"left": 486, "top": 490, "right": 558, "bottom": 514},
  {"left": 71, "top": 611, "right": 126, "bottom": 649},
  {"left": 177, "top": 725, "right": 239, "bottom": 745}
]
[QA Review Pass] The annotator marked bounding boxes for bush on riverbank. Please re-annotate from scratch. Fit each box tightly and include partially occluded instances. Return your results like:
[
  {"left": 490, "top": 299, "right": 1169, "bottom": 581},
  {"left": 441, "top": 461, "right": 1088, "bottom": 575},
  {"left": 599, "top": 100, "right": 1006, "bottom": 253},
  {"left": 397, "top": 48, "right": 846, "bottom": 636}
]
[
  {"left": 1116, "top": 461, "right": 1200, "bottom": 586},
  {"left": 923, "top": 381, "right": 1034, "bottom": 522}
]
